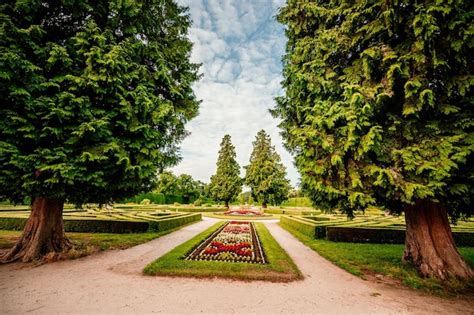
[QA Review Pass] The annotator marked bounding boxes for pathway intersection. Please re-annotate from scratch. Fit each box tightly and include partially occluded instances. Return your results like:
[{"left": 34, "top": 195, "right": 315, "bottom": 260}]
[{"left": 0, "top": 218, "right": 472, "bottom": 314}]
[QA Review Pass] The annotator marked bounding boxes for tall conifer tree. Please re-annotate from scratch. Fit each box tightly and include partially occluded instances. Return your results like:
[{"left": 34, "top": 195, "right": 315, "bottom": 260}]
[
  {"left": 209, "top": 135, "right": 242, "bottom": 208},
  {"left": 274, "top": 0, "right": 473, "bottom": 279},
  {"left": 0, "top": 0, "right": 200, "bottom": 262},
  {"left": 245, "top": 130, "right": 291, "bottom": 208}
]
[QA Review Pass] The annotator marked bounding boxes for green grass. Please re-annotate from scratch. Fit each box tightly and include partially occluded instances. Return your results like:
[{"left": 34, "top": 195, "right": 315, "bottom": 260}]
[
  {"left": 0, "top": 225, "right": 187, "bottom": 260},
  {"left": 144, "top": 222, "right": 303, "bottom": 282},
  {"left": 280, "top": 223, "right": 474, "bottom": 296}
]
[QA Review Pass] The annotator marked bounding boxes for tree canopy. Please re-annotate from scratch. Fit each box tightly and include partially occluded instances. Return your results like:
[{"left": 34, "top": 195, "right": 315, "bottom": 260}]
[
  {"left": 274, "top": 0, "right": 473, "bottom": 219},
  {"left": 209, "top": 135, "right": 242, "bottom": 207},
  {"left": 0, "top": 0, "right": 200, "bottom": 205},
  {"left": 245, "top": 130, "right": 290, "bottom": 207}
]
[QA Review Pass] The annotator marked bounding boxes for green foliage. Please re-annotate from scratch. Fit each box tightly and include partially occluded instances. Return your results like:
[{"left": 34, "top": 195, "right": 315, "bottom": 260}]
[
  {"left": 274, "top": 1, "right": 473, "bottom": 218},
  {"left": 245, "top": 130, "right": 291, "bottom": 206},
  {"left": 154, "top": 171, "right": 204, "bottom": 203},
  {"left": 0, "top": 0, "right": 200, "bottom": 205},
  {"left": 281, "top": 197, "right": 313, "bottom": 207},
  {"left": 209, "top": 135, "right": 242, "bottom": 205},
  {"left": 0, "top": 213, "right": 201, "bottom": 233}
]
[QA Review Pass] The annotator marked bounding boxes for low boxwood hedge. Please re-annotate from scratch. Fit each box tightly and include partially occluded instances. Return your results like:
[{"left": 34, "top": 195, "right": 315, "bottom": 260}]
[
  {"left": 326, "top": 226, "right": 474, "bottom": 247},
  {"left": 280, "top": 216, "right": 474, "bottom": 246},
  {"left": 148, "top": 213, "right": 201, "bottom": 232},
  {"left": 0, "top": 213, "right": 202, "bottom": 234}
]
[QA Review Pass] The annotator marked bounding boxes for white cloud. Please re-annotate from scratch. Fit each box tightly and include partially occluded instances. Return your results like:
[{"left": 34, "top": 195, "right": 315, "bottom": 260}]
[{"left": 174, "top": 0, "right": 299, "bottom": 186}]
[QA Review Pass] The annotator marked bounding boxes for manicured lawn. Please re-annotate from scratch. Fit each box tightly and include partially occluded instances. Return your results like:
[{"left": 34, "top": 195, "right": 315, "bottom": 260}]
[
  {"left": 144, "top": 222, "right": 302, "bottom": 282},
  {"left": 280, "top": 224, "right": 474, "bottom": 296},
  {"left": 0, "top": 228, "right": 181, "bottom": 260}
]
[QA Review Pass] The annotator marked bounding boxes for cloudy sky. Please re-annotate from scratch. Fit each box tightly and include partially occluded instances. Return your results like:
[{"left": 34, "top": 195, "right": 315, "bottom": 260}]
[{"left": 172, "top": 0, "right": 299, "bottom": 186}]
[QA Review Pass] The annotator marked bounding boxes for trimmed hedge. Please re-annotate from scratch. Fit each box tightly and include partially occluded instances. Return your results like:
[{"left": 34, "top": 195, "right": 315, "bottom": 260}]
[
  {"left": 265, "top": 209, "right": 317, "bottom": 215},
  {"left": 327, "top": 226, "right": 474, "bottom": 247},
  {"left": 280, "top": 216, "right": 317, "bottom": 238},
  {"left": 0, "top": 217, "right": 148, "bottom": 233},
  {"left": 280, "top": 216, "right": 474, "bottom": 246},
  {"left": 148, "top": 213, "right": 201, "bottom": 232},
  {"left": 0, "top": 213, "right": 201, "bottom": 234}
]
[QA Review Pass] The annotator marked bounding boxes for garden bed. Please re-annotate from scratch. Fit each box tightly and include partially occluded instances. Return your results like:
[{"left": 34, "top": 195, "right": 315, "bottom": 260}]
[
  {"left": 144, "top": 222, "right": 302, "bottom": 282},
  {"left": 185, "top": 221, "right": 266, "bottom": 264}
]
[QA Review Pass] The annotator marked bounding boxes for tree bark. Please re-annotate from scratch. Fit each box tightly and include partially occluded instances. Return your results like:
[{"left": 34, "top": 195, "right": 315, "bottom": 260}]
[
  {"left": 225, "top": 200, "right": 229, "bottom": 208},
  {"left": 262, "top": 202, "right": 267, "bottom": 209},
  {"left": 403, "top": 199, "right": 473, "bottom": 280},
  {"left": 1, "top": 197, "right": 71, "bottom": 263}
]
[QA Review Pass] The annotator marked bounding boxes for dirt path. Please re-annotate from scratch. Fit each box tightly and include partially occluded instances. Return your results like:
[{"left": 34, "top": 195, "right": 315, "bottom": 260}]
[{"left": 0, "top": 218, "right": 472, "bottom": 314}]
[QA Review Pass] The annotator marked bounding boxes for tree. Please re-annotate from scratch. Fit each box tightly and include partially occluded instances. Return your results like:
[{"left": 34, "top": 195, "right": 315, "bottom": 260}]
[
  {"left": 155, "top": 171, "right": 179, "bottom": 196},
  {"left": 245, "top": 130, "right": 291, "bottom": 208},
  {"left": 209, "top": 135, "right": 242, "bottom": 208},
  {"left": 0, "top": 0, "right": 200, "bottom": 262},
  {"left": 176, "top": 174, "right": 200, "bottom": 203},
  {"left": 274, "top": 0, "right": 473, "bottom": 279}
]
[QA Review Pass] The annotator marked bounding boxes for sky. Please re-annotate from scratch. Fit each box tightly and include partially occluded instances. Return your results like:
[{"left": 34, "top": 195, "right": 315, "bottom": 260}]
[{"left": 172, "top": 0, "right": 299, "bottom": 186}]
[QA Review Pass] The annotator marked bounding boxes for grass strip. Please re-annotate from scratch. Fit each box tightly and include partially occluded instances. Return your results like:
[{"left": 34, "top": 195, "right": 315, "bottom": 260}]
[
  {"left": 279, "top": 223, "right": 474, "bottom": 296},
  {"left": 144, "top": 222, "right": 302, "bottom": 282}
]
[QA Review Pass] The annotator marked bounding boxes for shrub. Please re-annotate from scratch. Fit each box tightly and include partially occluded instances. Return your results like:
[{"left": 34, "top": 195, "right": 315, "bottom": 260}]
[
  {"left": 140, "top": 199, "right": 151, "bottom": 205},
  {"left": 148, "top": 213, "right": 201, "bottom": 232},
  {"left": 173, "top": 202, "right": 181, "bottom": 206},
  {"left": 0, "top": 217, "right": 148, "bottom": 233},
  {"left": 193, "top": 199, "right": 202, "bottom": 206},
  {"left": 326, "top": 226, "right": 474, "bottom": 246}
]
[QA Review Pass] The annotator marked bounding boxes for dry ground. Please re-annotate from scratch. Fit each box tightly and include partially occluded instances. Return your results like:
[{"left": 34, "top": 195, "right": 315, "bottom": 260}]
[{"left": 0, "top": 218, "right": 473, "bottom": 314}]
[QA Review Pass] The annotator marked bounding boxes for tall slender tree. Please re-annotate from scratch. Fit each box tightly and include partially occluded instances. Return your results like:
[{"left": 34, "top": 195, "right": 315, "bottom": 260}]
[
  {"left": 209, "top": 135, "right": 242, "bottom": 208},
  {"left": 0, "top": 0, "right": 200, "bottom": 262},
  {"left": 274, "top": 0, "right": 473, "bottom": 279},
  {"left": 245, "top": 130, "right": 291, "bottom": 208}
]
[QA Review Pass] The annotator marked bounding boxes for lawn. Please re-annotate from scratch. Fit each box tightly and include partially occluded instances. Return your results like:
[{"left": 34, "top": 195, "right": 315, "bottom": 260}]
[
  {"left": 280, "top": 224, "right": 474, "bottom": 296},
  {"left": 144, "top": 222, "right": 302, "bottom": 282},
  {"left": 0, "top": 228, "right": 182, "bottom": 260}
]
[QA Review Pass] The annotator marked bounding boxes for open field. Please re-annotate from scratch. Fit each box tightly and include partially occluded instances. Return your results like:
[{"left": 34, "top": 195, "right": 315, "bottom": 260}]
[{"left": 144, "top": 221, "right": 302, "bottom": 282}]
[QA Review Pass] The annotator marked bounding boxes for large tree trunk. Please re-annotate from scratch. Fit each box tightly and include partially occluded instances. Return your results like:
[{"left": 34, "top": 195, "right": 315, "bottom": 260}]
[
  {"left": 403, "top": 199, "right": 473, "bottom": 280},
  {"left": 225, "top": 200, "right": 229, "bottom": 209},
  {"left": 1, "top": 197, "right": 71, "bottom": 263}
]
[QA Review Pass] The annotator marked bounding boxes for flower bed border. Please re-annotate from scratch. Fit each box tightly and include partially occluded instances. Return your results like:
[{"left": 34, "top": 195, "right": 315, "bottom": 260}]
[{"left": 184, "top": 221, "right": 267, "bottom": 264}]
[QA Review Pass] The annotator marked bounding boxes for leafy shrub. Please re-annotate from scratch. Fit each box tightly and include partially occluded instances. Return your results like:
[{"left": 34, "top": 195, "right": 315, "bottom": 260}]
[
  {"left": 140, "top": 199, "right": 151, "bottom": 205},
  {"left": 173, "top": 202, "right": 181, "bottom": 206},
  {"left": 193, "top": 199, "right": 202, "bottom": 206}
]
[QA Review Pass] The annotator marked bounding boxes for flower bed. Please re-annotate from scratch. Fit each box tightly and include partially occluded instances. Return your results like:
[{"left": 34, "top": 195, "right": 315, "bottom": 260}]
[
  {"left": 223, "top": 209, "right": 264, "bottom": 216},
  {"left": 184, "top": 221, "right": 266, "bottom": 264}
]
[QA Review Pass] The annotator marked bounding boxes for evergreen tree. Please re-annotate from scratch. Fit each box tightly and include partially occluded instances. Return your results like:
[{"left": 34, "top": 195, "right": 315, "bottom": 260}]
[
  {"left": 209, "top": 135, "right": 242, "bottom": 208},
  {"left": 245, "top": 130, "right": 291, "bottom": 208},
  {"left": 0, "top": 0, "right": 199, "bottom": 262},
  {"left": 274, "top": 0, "right": 473, "bottom": 279}
]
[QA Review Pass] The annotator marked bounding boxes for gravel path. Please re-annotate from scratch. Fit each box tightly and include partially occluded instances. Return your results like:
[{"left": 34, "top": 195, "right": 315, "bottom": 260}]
[{"left": 0, "top": 218, "right": 472, "bottom": 314}]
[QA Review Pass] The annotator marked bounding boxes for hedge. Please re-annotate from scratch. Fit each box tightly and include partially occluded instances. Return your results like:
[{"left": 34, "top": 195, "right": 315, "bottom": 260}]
[
  {"left": 280, "top": 216, "right": 474, "bottom": 246},
  {"left": 148, "top": 213, "right": 201, "bottom": 232},
  {"left": 265, "top": 209, "right": 317, "bottom": 215},
  {"left": 123, "top": 193, "right": 187, "bottom": 205},
  {"left": 0, "top": 213, "right": 201, "bottom": 234},
  {"left": 280, "top": 216, "right": 318, "bottom": 238},
  {"left": 326, "top": 226, "right": 474, "bottom": 247},
  {"left": 0, "top": 217, "right": 148, "bottom": 233}
]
